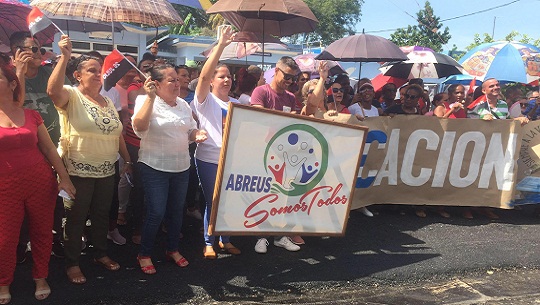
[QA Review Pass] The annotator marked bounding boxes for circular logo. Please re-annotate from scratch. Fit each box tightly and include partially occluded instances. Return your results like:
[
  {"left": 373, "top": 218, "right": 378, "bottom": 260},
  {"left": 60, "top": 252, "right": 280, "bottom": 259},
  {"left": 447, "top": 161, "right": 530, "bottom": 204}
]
[{"left": 264, "top": 124, "right": 328, "bottom": 196}]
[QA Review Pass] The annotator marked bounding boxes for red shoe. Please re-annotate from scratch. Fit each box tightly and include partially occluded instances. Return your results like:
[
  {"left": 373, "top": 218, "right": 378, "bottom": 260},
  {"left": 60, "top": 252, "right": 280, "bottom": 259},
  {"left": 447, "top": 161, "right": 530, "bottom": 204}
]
[
  {"left": 137, "top": 255, "right": 156, "bottom": 274},
  {"left": 165, "top": 251, "right": 189, "bottom": 267}
]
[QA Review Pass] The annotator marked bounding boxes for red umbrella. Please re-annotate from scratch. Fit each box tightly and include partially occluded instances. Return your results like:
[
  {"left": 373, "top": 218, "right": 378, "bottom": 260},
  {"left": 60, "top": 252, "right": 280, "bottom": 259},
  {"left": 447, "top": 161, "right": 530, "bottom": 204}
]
[{"left": 371, "top": 74, "right": 407, "bottom": 92}]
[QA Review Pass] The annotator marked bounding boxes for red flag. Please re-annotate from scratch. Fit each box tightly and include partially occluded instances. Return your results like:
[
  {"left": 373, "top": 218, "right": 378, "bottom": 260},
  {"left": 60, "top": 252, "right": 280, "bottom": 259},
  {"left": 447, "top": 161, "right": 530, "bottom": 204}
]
[
  {"left": 27, "top": 7, "right": 53, "bottom": 36},
  {"left": 467, "top": 77, "right": 476, "bottom": 95},
  {"left": 467, "top": 94, "right": 486, "bottom": 110},
  {"left": 102, "top": 50, "right": 133, "bottom": 91}
]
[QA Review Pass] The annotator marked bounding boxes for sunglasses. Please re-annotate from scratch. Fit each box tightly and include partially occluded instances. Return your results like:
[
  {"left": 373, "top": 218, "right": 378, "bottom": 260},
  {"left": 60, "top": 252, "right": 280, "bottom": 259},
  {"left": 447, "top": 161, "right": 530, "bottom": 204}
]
[
  {"left": 307, "top": 89, "right": 315, "bottom": 94},
  {"left": 404, "top": 94, "right": 419, "bottom": 100},
  {"left": 276, "top": 67, "right": 298, "bottom": 82},
  {"left": 332, "top": 87, "right": 345, "bottom": 93},
  {"left": 18, "top": 46, "right": 44, "bottom": 55}
]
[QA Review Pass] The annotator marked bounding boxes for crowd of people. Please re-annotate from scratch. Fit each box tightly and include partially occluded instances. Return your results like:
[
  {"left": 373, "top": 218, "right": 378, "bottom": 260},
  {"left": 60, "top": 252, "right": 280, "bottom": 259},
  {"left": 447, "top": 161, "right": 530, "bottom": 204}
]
[{"left": 1, "top": 25, "right": 540, "bottom": 305}]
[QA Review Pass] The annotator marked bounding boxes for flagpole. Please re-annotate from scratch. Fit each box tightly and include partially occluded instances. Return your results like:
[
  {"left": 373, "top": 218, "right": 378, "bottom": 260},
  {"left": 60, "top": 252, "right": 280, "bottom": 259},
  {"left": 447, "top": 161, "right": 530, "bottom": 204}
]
[
  {"left": 120, "top": 50, "right": 147, "bottom": 80},
  {"left": 52, "top": 23, "right": 65, "bottom": 36}
]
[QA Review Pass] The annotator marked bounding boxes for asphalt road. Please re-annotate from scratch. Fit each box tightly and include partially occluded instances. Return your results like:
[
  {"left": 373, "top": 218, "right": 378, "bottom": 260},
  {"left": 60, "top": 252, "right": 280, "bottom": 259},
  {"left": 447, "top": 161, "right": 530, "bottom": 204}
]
[{"left": 8, "top": 205, "right": 540, "bottom": 304}]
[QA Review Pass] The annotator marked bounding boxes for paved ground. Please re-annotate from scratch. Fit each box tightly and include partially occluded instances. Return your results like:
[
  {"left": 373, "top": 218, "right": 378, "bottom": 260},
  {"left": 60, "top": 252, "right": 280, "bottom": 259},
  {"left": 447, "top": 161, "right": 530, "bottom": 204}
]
[{"left": 8, "top": 205, "right": 540, "bottom": 304}]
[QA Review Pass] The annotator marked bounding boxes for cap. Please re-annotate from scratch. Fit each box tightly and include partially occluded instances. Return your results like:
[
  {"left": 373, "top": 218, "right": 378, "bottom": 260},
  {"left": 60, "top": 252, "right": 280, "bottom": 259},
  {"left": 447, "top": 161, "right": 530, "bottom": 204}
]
[{"left": 358, "top": 82, "right": 374, "bottom": 91}]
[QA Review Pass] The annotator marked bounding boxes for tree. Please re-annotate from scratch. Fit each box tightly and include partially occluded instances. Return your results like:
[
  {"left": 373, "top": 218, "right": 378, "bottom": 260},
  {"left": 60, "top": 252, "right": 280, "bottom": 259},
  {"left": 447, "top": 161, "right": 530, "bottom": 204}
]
[
  {"left": 465, "top": 31, "right": 540, "bottom": 52},
  {"left": 283, "top": 0, "right": 363, "bottom": 46},
  {"left": 389, "top": 1, "right": 451, "bottom": 52}
]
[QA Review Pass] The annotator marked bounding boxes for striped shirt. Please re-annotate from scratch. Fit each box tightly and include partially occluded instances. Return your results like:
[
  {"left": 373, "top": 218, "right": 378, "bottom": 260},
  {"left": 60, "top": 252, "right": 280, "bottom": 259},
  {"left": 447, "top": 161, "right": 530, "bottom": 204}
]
[{"left": 467, "top": 100, "right": 509, "bottom": 120}]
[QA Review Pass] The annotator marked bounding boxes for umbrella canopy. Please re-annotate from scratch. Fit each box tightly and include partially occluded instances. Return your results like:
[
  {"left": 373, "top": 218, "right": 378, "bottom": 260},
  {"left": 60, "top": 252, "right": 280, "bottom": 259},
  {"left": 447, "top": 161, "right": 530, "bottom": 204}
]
[
  {"left": 168, "top": 0, "right": 212, "bottom": 10},
  {"left": 30, "top": 0, "right": 184, "bottom": 27},
  {"left": 443, "top": 74, "right": 483, "bottom": 86},
  {"left": 315, "top": 34, "right": 408, "bottom": 63},
  {"left": 370, "top": 74, "right": 407, "bottom": 92},
  {"left": 49, "top": 16, "right": 125, "bottom": 33},
  {"left": 294, "top": 53, "right": 345, "bottom": 76},
  {"left": 380, "top": 50, "right": 464, "bottom": 79},
  {"left": 0, "top": 0, "right": 56, "bottom": 51},
  {"left": 206, "top": 0, "right": 318, "bottom": 37},
  {"left": 459, "top": 41, "right": 540, "bottom": 84},
  {"left": 399, "top": 45, "right": 433, "bottom": 54}
]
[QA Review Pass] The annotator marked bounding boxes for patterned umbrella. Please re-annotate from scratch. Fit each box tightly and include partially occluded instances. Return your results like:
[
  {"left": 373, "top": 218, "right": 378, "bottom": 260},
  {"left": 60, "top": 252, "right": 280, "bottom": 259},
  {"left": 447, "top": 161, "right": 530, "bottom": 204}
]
[
  {"left": 459, "top": 41, "right": 540, "bottom": 84},
  {"left": 0, "top": 0, "right": 56, "bottom": 51},
  {"left": 30, "top": 0, "right": 184, "bottom": 28},
  {"left": 294, "top": 53, "right": 345, "bottom": 76},
  {"left": 380, "top": 50, "right": 464, "bottom": 79},
  {"left": 202, "top": 32, "right": 287, "bottom": 61}
]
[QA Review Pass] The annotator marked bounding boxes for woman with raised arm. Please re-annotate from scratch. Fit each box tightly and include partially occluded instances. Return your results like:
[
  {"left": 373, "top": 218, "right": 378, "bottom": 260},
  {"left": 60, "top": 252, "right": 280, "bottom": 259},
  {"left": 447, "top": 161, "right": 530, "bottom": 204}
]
[
  {"left": 192, "top": 26, "right": 241, "bottom": 259},
  {"left": 47, "top": 35, "right": 131, "bottom": 285},
  {"left": 0, "top": 63, "right": 75, "bottom": 303}
]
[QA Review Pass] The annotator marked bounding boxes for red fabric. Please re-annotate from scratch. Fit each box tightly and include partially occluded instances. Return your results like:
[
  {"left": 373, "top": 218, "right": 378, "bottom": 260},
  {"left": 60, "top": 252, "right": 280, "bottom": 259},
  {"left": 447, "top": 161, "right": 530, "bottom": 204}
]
[
  {"left": 0, "top": 109, "right": 46, "bottom": 174},
  {"left": 443, "top": 102, "right": 466, "bottom": 118},
  {"left": 125, "top": 82, "right": 142, "bottom": 147},
  {"left": 467, "top": 95, "right": 486, "bottom": 110},
  {"left": 467, "top": 77, "right": 476, "bottom": 95},
  {"left": 371, "top": 74, "right": 407, "bottom": 92},
  {"left": 0, "top": 124, "right": 57, "bottom": 284}
]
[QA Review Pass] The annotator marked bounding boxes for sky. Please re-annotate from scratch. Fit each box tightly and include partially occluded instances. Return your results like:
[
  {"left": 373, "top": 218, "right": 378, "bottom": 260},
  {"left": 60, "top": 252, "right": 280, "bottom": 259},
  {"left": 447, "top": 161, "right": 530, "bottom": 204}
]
[{"left": 355, "top": 0, "right": 539, "bottom": 51}]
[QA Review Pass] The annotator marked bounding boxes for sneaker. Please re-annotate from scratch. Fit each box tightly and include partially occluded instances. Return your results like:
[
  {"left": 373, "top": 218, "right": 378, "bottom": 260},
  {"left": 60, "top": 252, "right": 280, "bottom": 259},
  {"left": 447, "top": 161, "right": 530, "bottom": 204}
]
[
  {"left": 107, "top": 228, "right": 126, "bottom": 245},
  {"left": 51, "top": 241, "right": 65, "bottom": 258},
  {"left": 254, "top": 238, "right": 269, "bottom": 254},
  {"left": 186, "top": 208, "right": 203, "bottom": 220},
  {"left": 360, "top": 207, "right": 374, "bottom": 217},
  {"left": 273, "top": 237, "right": 300, "bottom": 252}
]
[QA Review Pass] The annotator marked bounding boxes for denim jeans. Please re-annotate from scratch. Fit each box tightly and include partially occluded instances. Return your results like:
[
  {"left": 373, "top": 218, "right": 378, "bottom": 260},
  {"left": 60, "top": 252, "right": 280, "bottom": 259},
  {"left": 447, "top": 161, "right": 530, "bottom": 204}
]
[
  {"left": 138, "top": 163, "right": 189, "bottom": 256},
  {"left": 195, "top": 159, "right": 230, "bottom": 246}
]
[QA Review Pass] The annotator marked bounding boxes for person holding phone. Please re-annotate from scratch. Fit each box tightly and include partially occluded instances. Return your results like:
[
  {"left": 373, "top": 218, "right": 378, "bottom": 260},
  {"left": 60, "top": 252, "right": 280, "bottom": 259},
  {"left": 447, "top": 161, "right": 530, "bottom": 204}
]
[
  {"left": 0, "top": 63, "right": 75, "bottom": 303},
  {"left": 132, "top": 64, "right": 207, "bottom": 274}
]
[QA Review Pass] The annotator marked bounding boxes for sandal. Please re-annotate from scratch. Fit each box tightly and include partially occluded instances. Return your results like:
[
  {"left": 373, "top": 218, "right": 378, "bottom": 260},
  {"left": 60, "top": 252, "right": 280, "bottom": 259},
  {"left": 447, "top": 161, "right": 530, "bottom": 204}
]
[
  {"left": 0, "top": 286, "right": 10, "bottom": 305},
  {"left": 66, "top": 266, "right": 86, "bottom": 285},
  {"left": 203, "top": 246, "right": 217, "bottom": 259},
  {"left": 93, "top": 257, "right": 120, "bottom": 271},
  {"left": 137, "top": 255, "right": 156, "bottom": 275},
  {"left": 165, "top": 251, "right": 189, "bottom": 267},
  {"left": 218, "top": 242, "right": 241, "bottom": 255},
  {"left": 34, "top": 279, "right": 51, "bottom": 301}
]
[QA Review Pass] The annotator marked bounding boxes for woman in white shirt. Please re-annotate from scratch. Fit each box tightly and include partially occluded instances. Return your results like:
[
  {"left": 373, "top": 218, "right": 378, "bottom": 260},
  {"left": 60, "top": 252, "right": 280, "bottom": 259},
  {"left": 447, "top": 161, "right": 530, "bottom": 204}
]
[
  {"left": 192, "top": 26, "right": 242, "bottom": 259},
  {"left": 132, "top": 64, "right": 207, "bottom": 274}
]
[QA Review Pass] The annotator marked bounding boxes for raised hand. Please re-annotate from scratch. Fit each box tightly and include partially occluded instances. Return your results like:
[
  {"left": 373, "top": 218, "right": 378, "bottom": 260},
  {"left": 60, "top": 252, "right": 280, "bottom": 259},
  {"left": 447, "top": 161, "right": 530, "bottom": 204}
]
[
  {"left": 218, "top": 25, "right": 236, "bottom": 47},
  {"left": 58, "top": 35, "right": 72, "bottom": 57},
  {"left": 318, "top": 61, "right": 329, "bottom": 80},
  {"left": 143, "top": 76, "right": 157, "bottom": 100}
]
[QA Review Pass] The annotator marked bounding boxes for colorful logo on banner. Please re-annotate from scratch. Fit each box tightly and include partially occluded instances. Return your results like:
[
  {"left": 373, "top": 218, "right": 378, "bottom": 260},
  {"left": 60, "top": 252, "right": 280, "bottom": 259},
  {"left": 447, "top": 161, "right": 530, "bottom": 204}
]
[{"left": 264, "top": 124, "right": 329, "bottom": 196}]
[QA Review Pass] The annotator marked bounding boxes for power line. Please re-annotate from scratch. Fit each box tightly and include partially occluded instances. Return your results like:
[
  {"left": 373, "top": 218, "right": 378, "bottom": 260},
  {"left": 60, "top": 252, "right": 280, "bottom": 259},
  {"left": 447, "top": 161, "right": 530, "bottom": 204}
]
[{"left": 440, "top": 0, "right": 521, "bottom": 22}]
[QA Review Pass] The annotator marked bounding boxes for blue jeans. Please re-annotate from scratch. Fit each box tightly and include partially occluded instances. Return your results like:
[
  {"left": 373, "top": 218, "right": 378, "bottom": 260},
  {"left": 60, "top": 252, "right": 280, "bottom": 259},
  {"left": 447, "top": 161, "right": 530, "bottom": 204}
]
[
  {"left": 138, "top": 163, "right": 189, "bottom": 256},
  {"left": 195, "top": 159, "right": 230, "bottom": 246}
]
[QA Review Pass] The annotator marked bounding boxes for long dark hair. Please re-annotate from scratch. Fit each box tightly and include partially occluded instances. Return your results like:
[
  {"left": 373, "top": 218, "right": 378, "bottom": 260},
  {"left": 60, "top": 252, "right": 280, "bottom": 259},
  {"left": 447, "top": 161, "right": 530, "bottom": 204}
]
[{"left": 0, "top": 64, "right": 21, "bottom": 102}]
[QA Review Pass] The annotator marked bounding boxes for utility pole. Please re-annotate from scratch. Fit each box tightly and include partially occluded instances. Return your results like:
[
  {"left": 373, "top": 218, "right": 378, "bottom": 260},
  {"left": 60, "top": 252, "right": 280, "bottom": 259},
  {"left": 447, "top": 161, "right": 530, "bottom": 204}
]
[{"left": 492, "top": 16, "right": 496, "bottom": 39}]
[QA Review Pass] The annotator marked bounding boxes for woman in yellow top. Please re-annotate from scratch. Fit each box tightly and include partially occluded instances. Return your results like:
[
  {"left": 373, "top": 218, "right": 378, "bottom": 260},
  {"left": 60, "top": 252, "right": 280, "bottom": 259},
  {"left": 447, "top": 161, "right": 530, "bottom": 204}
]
[{"left": 47, "top": 35, "right": 131, "bottom": 285}]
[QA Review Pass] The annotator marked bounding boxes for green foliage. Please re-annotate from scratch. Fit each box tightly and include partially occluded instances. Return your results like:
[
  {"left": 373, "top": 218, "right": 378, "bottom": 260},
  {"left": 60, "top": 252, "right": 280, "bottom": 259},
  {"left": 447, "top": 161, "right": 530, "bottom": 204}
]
[
  {"left": 464, "top": 31, "right": 540, "bottom": 53},
  {"left": 288, "top": 0, "right": 363, "bottom": 45},
  {"left": 389, "top": 1, "right": 451, "bottom": 52}
]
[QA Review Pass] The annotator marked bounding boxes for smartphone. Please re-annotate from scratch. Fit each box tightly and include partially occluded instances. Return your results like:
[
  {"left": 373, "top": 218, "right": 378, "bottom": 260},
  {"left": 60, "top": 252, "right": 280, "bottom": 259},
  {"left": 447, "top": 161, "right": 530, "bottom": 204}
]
[
  {"left": 59, "top": 190, "right": 71, "bottom": 200},
  {"left": 125, "top": 172, "right": 134, "bottom": 187}
]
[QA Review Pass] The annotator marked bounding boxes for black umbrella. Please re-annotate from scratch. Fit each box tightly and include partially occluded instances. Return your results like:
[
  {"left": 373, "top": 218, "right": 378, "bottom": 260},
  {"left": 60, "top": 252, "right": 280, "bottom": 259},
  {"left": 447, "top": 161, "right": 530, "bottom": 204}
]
[
  {"left": 316, "top": 33, "right": 407, "bottom": 78},
  {"left": 380, "top": 50, "right": 464, "bottom": 79}
]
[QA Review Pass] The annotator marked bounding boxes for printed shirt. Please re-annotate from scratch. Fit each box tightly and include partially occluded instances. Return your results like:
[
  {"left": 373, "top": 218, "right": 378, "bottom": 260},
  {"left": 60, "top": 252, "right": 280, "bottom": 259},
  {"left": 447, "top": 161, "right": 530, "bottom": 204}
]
[
  {"left": 23, "top": 66, "right": 71, "bottom": 147},
  {"left": 56, "top": 86, "right": 122, "bottom": 178},
  {"left": 133, "top": 95, "right": 196, "bottom": 172},
  {"left": 468, "top": 100, "right": 510, "bottom": 119}
]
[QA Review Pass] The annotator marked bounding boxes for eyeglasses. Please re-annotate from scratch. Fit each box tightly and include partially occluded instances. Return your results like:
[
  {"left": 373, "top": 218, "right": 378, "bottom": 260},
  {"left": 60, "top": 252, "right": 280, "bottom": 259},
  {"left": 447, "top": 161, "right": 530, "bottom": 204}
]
[
  {"left": 276, "top": 67, "right": 298, "bottom": 82},
  {"left": 299, "top": 78, "right": 309, "bottom": 82},
  {"left": 332, "top": 87, "right": 345, "bottom": 93},
  {"left": 404, "top": 94, "right": 419, "bottom": 99}
]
